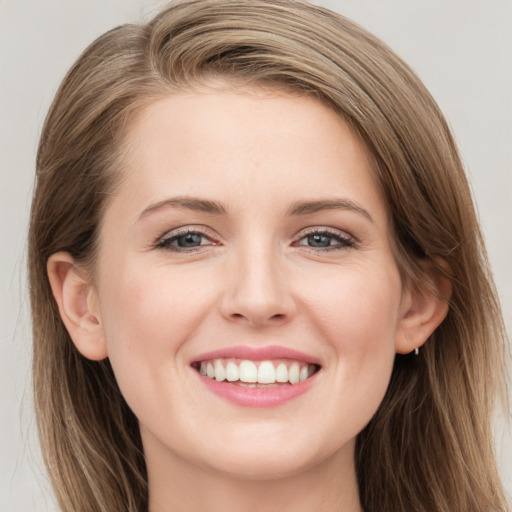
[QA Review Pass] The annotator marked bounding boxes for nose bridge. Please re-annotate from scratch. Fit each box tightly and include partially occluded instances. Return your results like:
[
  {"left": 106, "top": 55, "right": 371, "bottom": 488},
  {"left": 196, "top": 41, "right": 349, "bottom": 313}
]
[{"left": 220, "top": 236, "right": 295, "bottom": 327}]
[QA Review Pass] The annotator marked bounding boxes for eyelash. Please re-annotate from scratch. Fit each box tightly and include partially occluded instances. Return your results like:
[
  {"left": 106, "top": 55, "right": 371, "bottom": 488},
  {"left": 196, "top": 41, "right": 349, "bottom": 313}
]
[
  {"left": 155, "top": 226, "right": 217, "bottom": 252},
  {"left": 293, "top": 227, "right": 355, "bottom": 252},
  {"left": 155, "top": 227, "right": 355, "bottom": 253}
]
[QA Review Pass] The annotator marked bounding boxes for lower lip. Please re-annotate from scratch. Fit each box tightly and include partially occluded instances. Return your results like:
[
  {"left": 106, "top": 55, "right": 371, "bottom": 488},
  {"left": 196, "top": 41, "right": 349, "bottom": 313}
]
[{"left": 197, "top": 372, "right": 317, "bottom": 407}]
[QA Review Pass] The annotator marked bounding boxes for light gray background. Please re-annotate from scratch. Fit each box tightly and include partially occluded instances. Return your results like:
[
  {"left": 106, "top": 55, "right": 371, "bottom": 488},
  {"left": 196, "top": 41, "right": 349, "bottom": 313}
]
[{"left": 1, "top": 1, "right": 510, "bottom": 510}]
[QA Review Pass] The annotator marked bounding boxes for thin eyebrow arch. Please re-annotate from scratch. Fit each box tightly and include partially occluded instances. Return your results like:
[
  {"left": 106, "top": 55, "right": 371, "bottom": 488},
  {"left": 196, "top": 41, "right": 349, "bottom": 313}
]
[
  {"left": 287, "top": 199, "right": 374, "bottom": 223},
  {"left": 138, "top": 195, "right": 373, "bottom": 223},
  {"left": 138, "top": 196, "right": 228, "bottom": 221}
]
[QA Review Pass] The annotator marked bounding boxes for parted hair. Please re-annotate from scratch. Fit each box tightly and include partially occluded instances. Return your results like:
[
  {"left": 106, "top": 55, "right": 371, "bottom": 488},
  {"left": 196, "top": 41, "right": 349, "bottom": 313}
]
[{"left": 29, "top": 1, "right": 508, "bottom": 511}]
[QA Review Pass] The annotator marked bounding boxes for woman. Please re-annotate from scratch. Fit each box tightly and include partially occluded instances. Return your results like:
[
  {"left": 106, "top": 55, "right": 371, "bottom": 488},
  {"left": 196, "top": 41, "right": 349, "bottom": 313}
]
[{"left": 28, "top": 0, "right": 509, "bottom": 511}]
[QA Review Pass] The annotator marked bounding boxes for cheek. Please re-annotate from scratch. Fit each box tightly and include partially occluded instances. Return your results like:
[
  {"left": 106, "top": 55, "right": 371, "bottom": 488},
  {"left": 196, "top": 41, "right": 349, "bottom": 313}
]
[
  {"left": 300, "top": 263, "right": 401, "bottom": 427},
  {"left": 301, "top": 262, "right": 402, "bottom": 354},
  {"left": 101, "top": 262, "right": 205, "bottom": 336},
  {"left": 96, "top": 263, "right": 214, "bottom": 390}
]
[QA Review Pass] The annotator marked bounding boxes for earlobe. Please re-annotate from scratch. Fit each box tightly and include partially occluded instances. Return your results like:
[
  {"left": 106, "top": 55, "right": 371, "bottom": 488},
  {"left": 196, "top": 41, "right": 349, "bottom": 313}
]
[
  {"left": 395, "top": 261, "right": 452, "bottom": 354},
  {"left": 47, "top": 252, "right": 108, "bottom": 361}
]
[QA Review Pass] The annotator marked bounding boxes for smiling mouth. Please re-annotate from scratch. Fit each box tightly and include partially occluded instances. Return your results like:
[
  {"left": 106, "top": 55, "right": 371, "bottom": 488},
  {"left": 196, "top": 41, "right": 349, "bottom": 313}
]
[{"left": 191, "top": 358, "right": 321, "bottom": 387}]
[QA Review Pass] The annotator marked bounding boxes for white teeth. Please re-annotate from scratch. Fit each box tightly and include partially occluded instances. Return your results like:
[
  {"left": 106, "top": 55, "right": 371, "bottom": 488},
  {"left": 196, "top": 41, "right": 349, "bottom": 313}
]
[
  {"left": 214, "top": 360, "right": 226, "bottom": 382},
  {"left": 198, "top": 358, "right": 317, "bottom": 385},
  {"left": 276, "top": 363, "right": 288, "bottom": 382},
  {"left": 289, "top": 363, "right": 300, "bottom": 384},
  {"left": 239, "top": 360, "right": 258, "bottom": 383},
  {"left": 257, "top": 361, "right": 276, "bottom": 384},
  {"left": 225, "top": 361, "right": 239, "bottom": 382}
]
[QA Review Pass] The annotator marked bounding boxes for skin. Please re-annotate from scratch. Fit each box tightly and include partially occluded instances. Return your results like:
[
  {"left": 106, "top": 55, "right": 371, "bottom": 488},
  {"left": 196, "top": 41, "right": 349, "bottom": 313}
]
[{"left": 48, "top": 86, "right": 449, "bottom": 512}]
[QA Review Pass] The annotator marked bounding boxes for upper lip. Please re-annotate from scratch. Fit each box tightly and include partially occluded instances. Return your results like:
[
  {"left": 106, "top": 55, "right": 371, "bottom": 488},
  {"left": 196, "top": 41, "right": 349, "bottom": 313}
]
[{"left": 191, "top": 345, "right": 321, "bottom": 365}]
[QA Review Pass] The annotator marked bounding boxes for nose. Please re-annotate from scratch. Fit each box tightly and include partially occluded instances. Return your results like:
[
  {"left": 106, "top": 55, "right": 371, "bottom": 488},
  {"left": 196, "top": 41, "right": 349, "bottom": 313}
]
[{"left": 219, "top": 245, "right": 297, "bottom": 328}]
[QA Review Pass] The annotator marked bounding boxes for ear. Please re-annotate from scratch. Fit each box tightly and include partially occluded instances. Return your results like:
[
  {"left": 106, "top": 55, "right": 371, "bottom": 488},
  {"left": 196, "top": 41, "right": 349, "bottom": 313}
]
[
  {"left": 395, "top": 260, "right": 452, "bottom": 354},
  {"left": 47, "top": 252, "right": 108, "bottom": 361}
]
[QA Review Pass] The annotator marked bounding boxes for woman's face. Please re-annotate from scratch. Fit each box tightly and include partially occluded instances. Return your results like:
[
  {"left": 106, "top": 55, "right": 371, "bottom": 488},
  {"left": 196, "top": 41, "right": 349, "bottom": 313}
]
[{"left": 92, "top": 87, "right": 410, "bottom": 479}]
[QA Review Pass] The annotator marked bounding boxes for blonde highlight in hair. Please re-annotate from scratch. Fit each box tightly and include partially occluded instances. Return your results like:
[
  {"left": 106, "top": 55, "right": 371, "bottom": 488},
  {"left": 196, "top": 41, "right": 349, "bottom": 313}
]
[{"left": 29, "top": 1, "right": 508, "bottom": 511}]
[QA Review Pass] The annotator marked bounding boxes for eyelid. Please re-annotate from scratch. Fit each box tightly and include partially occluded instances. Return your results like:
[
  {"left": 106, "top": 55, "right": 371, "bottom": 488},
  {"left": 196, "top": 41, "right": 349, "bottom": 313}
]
[
  {"left": 152, "top": 224, "right": 356, "bottom": 253},
  {"left": 155, "top": 225, "right": 219, "bottom": 251},
  {"left": 293, "top": 226, "right": 357, "bottom": 250},
  {"left": 295, "top": 225, "right": 354, "bottom": 239}
]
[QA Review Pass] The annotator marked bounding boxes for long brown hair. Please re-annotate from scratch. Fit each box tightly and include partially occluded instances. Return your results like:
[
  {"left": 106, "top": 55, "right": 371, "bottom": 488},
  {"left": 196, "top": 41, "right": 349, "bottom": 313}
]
[{"left": 29, "top": 1, "right": 508, "bottom": 510}]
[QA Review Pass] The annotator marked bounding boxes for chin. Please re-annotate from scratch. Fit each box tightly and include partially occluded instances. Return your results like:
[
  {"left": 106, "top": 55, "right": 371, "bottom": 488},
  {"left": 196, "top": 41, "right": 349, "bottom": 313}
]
[
  {"left": 202, "top": 449, "right": 324, "bottom": 481},
  {"left": 190, "top": 427, "right": 351, "bottom": 482}
]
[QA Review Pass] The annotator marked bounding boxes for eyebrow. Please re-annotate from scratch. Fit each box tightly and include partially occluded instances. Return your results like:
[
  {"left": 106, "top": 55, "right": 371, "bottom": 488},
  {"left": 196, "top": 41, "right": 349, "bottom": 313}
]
[
  {"left": 138, "top": 196, "right": 373, "bottom": 223},
  {"left": 138, "top": 196, "right": 228, "bottom": 220},
  {"left": 287, "top": 199, "right": 374, "bottom": 223}
]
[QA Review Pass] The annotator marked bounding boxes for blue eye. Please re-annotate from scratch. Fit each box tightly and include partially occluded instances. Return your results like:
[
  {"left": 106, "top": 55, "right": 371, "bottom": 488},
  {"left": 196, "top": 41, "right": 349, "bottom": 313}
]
[
  {"left": 305, "top": 233, "right": 335, "bottom": 248},
  {"left": 296, "top": 229, "right": 354, "bottom": 251},
  {"left": 174, "top": 233, "right": 205, "bottom": 248},
  {"left": 155, "top": 227, "right": 353, "bottom": 253},
  {"left": 157, "top": 229, "right": 214, "bottom": 251}
]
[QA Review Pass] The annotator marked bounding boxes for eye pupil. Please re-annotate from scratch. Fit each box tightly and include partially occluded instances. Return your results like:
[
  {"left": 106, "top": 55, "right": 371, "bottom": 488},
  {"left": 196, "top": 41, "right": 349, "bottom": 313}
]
[
  {"left": 308, "top": 234, "right": 331, "bottom": 247},
  {"left": 177, "top": 233, "right": 203, "bottom": 247}
]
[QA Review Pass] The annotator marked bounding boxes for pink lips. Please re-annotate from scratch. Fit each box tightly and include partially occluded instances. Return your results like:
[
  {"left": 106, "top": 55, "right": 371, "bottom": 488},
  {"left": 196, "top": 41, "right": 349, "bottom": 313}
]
[
  {"left": 191, "top": 345, "right": 321, "bottom": 366},
  {"left": 192, "top": 345, "right": 320, "bottom": 407}
]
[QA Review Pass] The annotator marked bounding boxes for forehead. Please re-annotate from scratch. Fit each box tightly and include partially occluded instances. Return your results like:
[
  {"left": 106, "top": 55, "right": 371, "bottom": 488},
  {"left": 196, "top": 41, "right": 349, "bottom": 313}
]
[{"left": 111, "top": 87, "right": 385, "bottom": 222}]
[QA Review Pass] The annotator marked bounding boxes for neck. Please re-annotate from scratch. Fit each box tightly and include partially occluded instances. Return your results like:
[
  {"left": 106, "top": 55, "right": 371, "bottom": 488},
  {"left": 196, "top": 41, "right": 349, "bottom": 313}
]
[{"left": 145, "top": 436, "right": 363, "bottom": 512}]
